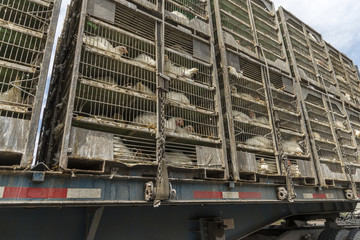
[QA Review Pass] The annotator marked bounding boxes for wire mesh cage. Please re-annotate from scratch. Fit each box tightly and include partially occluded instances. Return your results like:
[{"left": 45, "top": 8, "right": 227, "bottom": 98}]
[
  {"left": 0, "top": 0, "right": 60, "bottom": 168},
  {"left": 278, "top": 7, "right": 339, "bottom": 95},
  {"left": 165, "top": 0, "right": 208, "bottom": 24},
  {"left": 301, "top": 87, "right": 340, "bottom": 161},
  {"left": 211, "top": 0, "right": 288, "bottom": 72},
  {"left": 327, "top": 43, "right": 354, "bottom": 104},
  {"left": 44, "top": 0, "right": 226, "bottom": 175}
]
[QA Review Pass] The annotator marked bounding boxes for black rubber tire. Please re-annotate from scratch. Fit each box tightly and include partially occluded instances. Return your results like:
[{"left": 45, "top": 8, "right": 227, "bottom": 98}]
[
  {"left": 318, "top": 229, "right": 350, "bottom": 240},
  {"left": 346, "top": 229, "right": 360, "bottom": 240}
]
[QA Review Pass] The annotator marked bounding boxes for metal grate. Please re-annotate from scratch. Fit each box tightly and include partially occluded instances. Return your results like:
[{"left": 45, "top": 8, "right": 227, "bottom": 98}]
[
  {"left": 0, "top": 0, "right": 52, "bottom": 32},
  {"left": 0, "top": 66, "right": 36, "bottom": 110},
  {"left": 114, "top": 4, "right": 156, "bottom": 42},
  {"left": 165, "top": 105, "right": 218, "bottom": 139},
  {"left": 165, "top": 0, "right": 208, "bottom": 21},
  {"left": 0, "top": 27, "right": 43, "bottom": 67}
]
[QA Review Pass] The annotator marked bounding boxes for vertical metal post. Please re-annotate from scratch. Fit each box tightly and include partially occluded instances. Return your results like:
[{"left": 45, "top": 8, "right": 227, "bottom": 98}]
[
  {"left": 58, "top": 0, "right": 89, "bottom": 170},
  {"left": 154, "top": 0, "right": 170, "bottom": 206},
  {"left": 21, "top": 0, "right": 62, "bottom": 168}
]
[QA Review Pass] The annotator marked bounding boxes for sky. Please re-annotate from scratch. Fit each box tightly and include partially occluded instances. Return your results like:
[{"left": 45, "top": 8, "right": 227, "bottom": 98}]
[{"left": 272, "top": 0, "right": 360, "bottom": 67}]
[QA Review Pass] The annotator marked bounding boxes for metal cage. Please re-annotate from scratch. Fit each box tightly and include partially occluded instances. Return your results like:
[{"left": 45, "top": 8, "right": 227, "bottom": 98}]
[
  {"left": 0, "top": 0, "right": 61, "bottom": 168},
  {"left": 212, "top": 0, "right": 290, "bottom": 73},
  {"left": 42, "top": 0, "right": 227, "bottom": 180},
  {"left": 277, "top": 7, "right": 339, "bottom": 96}
]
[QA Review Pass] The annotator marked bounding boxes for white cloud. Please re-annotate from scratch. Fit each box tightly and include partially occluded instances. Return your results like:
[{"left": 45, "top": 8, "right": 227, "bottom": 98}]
[{"left": 272, "top": 0, "right": 360, "bottom": 67}]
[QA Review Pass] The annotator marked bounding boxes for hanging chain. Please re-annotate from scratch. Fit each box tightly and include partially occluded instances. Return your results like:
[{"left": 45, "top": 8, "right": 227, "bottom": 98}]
[
  {"left": 256, "top": 43, "right": 296, "bottom": 201},
  {"left": 156, "top": 90, "right": 167, "bottom": 186},
  {"left": 318, "top": 74, "right": 357, "bottom": 198}
]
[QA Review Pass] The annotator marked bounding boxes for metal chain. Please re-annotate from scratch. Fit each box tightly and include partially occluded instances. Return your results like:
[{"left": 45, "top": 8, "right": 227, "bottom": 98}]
[
  {"left": 256, "top": 43, "right": 296, "bottom": 202},
  {"left": 156, "top": 90, "right": 167, "bottom": 183}
]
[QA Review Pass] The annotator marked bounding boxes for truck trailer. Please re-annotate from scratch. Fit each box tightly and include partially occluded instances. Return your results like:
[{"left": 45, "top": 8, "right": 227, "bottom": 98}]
[{"left": 1, "top": 0, "right": 360, "bottom": 239}]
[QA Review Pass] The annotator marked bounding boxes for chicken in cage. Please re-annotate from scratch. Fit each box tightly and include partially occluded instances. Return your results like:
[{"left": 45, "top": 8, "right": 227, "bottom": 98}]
[
  {"left": 113, "top": 135, "right": 156, "bottom": 163},
  {"left": 0, "top": 68, "right": 36, "bottom": 108},
  {"left": 165, "top": 105, "right": 218, "bottom": 139},
  {"left": 165, "top": 0, "right": 208, "bottom": 23},
  {"left": 169, "top": 79, "right": 216, "bottom": 111}
]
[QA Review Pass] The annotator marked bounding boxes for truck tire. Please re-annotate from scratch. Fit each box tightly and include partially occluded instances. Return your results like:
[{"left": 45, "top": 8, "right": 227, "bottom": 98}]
[
  {"left": 318, "top": 229, "right": 349, "bottom": 240},
  {"left": 346, "top": 229, "right": 360, "bottom": 240}
]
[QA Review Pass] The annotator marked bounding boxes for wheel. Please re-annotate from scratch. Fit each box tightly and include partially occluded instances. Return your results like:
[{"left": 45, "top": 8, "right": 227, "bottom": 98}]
[
  {"left": 346, "top": 229, "right": 360, "bottom": 240},
  {"left": 318, "top": 229, "right": 350, "bottom": 240}
]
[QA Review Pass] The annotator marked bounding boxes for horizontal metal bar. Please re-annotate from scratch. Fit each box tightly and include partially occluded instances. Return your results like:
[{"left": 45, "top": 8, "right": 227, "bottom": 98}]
[{"left": 0, "top": 19, "right": 43, "bottom": 38}]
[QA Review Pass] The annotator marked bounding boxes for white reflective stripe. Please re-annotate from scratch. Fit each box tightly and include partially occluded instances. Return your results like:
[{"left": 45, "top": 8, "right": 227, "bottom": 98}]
[
  {"left": 67, "top": 188, "right": 101, "bottom": 199},
  {"left": 0, "top": 187, "right": 4, "bottom": 198},
  {"left": 222, "top": 192, "right": 239, "bottom": 199},
  {"left": 326, "top": 193, "right": 334, "bottom": 199},
  {"left": 303, "top": 193, "right": 313, "bottom": 199}
]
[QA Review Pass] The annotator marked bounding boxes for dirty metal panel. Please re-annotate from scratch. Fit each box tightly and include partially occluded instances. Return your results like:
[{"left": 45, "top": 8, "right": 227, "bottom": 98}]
[
  {"left": 236, "top": 151, "right": 257, "bottom": 173},
  {"left": 69, "top": 127, "right": 114, "bottom": 161},
  {"left": 0, "top": 116, "right": 30, "bottom": 153},
  {"left": 196, "top": 146, "right": 223, "bottom": 168},
  {"left": 87, "top": 0, "right": 116, "bottom": 23},
  {"left": 193, "top": 39, "right": 210, "bottom": 63}
]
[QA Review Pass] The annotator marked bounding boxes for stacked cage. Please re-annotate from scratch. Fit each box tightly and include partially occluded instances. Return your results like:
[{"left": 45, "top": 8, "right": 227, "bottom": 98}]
[
  {"left": 42, "top": 0, "right": 227, "bottom": 179},
  {"left": 278, "top": 7, "right": 354, "bottom": 185},
  {"left": 277, "top": 8, "right": 339, "bottom": 96},
  {"left": 344, "top": 106, "right": 360, "bottom": 182},
  {"left": 0, "top": 0, "right": 60, "bottom": 167},
  {"left": 342, "top": 56, "right": 360, "bottom": 105},
  {"left": 211, "top": 0, "right": 317, "bottom": 183},
  {"left": 327, "top": 43, "right": 355, "bottom": 105}
]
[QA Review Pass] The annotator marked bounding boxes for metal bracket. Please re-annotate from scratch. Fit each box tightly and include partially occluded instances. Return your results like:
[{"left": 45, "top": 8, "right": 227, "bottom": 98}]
[
  {"left": 144, "top": 181, "right": 176, "bottom": 204},
  {"left": 157, "top": 73, "right": 170, "bottom": 91}
]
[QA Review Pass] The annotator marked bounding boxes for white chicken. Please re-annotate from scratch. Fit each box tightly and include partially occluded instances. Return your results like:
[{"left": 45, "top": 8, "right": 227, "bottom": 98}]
[
  {"left": 344, "top": 92, "right": 352, "bottom": 102},
  {"left": 230, "top": 85, "right": 237, "bottom": 93},
  {"left": 167, "top": 91, "right": 190, "bottom": 104},
  {"left": 228, "top": 66, "right": 243, "bottom": 79},
  {"left": 170, "top": 11, "right": 189, "bottom": 21},
  {"left": 257, "top": 158, "right": 270, "bottom": 174},
  {"left": 255, "top": 116, "right": 269, "bottom": 125},
  {"left": 233, "top": 110, "right": 251, "bottom": 121},
  {"left": 165, "top": 117, "right": 184, "bottom": 131},
  {"left": 0, "top": 80, "right": 23, "bottom": 103},
  {"left": 237, "top": 93, "right": 254, "bottom": 100},
  {"left": 166, "top": 150, "right": 193, "bottom": 165},
  {"left": 134, "top": 54, "right": 156, "bottom": 67},
  {"left": 354, "top": 129, "right": 360, "bottom": 138},
  {"left": 128, "top": 82, "right": 154, "bottom": 94},
  {"left": 133, "top": 113, "right": 157, "bottom": 128},
  {"left": 312, "top": 132, "right": 322, "bottom": 141},
  {"left": 180, "top": 125, "right": 195, "bottom": 134},
  {"left": 164, "top": 55, "right": 198, "bottom": 78},
  {"left": 245, "top": 136, "right": 272, "bottom": 148},
  {"left": 113, "top": 137, "right": 135, "bottom": 161},
  {"left": 83, "top": 35, "right": 128, "bottom": 56},
  {"left": 334, "top": 120, "right": 346, "bottom": 130},
  {"left": 308, "top": 32, "right": 318, "bottom": 42},
  {"left": 336, "top": 75, "right": 346, "bottom": 83},
  {"left": 283, "top": 138, "right": 303, "bottom": 155}
]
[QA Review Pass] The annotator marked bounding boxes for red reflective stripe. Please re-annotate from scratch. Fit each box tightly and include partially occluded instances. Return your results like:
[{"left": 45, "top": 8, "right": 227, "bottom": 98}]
[
  {"left": 2, "top": 187, "right": 68, "bottom": 199},
  {"left": 238, "top": 192, "right": 261, "bottom": 199},
  {"left": 193, "top": 191, "right": 222, "bottom": 199},
  {"left": 313, "top": 193, "right": 327, "bottom": 199}
]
